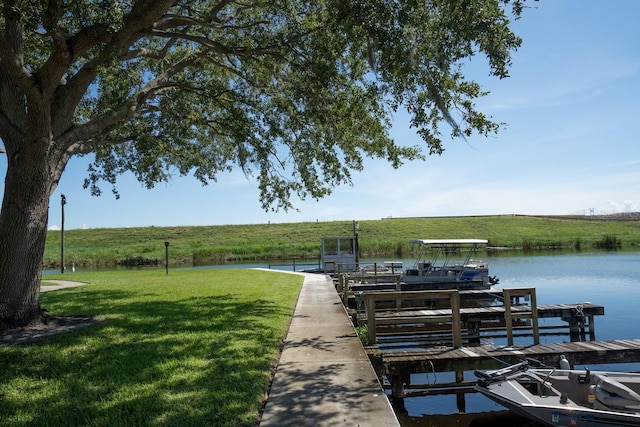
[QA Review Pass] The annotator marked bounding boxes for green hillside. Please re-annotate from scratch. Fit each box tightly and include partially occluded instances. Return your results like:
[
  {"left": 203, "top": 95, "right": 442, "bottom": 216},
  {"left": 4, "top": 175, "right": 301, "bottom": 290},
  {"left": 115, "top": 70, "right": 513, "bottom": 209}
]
[{"left": 44, "top": 215, "right": 640, "bottom": 268}]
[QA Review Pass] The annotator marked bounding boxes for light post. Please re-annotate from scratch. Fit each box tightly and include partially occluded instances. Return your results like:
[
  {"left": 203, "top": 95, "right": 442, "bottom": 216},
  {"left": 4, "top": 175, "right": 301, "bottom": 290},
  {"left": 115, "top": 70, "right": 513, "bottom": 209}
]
[
  {"left": 353, "top": 220, "right": 359, "bottom": 268},
  {"left": 164, "top": 241, "right": 169, "bottom": 275},
  {"left": 61, "top": 194, "right": 66, "bottom": 274}
]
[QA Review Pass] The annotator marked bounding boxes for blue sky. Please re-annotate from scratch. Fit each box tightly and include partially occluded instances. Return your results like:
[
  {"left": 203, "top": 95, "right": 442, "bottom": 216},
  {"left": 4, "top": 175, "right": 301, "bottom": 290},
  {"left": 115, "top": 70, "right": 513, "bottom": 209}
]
[{"left": 4, "top": 0, "right": 640, "bottom": 230}]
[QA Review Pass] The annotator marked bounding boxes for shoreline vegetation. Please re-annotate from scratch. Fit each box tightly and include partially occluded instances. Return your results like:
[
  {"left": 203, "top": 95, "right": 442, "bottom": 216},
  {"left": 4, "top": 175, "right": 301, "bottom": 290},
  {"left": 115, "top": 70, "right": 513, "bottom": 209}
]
[{"left": 44, "top": 214, "right": 640, "bottom": 268}]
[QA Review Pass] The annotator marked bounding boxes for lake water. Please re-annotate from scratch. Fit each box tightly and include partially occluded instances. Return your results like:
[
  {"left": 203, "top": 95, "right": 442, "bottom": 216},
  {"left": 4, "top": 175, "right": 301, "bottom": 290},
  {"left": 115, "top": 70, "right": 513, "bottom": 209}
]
[{"left": 385, "top": 250, "right": 640, "bottom": 426}]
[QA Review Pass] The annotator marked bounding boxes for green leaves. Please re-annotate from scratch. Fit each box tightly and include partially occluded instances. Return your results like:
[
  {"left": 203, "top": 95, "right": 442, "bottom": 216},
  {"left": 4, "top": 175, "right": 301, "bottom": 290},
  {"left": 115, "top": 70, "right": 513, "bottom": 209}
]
[{"left": 3, "top": 0, "right": 528, "bottom": 210}]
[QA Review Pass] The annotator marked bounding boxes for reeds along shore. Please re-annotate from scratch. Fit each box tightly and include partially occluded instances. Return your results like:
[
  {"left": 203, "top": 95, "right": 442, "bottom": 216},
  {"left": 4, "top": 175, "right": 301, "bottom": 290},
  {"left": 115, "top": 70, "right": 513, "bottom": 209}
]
[{"left": 43, "top": 215, "right": 640, "bottom": 268}]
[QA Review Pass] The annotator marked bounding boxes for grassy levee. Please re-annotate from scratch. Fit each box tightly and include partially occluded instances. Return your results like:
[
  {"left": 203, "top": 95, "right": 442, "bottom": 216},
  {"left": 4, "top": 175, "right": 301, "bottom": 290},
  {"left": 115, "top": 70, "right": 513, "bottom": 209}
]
[
  {"left": 44, "top": 215, "right": 640, "bottom": 268},
  {"left": 0, "top": 269, "right": 303, "bottom": 427}
]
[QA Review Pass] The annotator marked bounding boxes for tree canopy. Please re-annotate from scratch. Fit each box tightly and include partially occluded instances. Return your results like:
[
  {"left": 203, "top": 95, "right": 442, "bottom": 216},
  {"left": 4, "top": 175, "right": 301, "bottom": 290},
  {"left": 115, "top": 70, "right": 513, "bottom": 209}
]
[
  {"left": 3, "top": 0, "right": 525, "bottom": 206},
  {"left": 0, "top": 0, "right": 528, "bottom": 326}
]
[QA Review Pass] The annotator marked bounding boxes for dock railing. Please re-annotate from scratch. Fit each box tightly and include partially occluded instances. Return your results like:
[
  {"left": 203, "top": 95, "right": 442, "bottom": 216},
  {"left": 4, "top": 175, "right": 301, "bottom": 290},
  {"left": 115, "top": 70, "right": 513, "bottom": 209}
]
[
  {"left": 336, "top": 273, "right": 402, "bottom": 306},
  {"left": 359, "top": 287, "right": 563, "bottom": 348},
  {"left": 503, "top": 287, "right": 539, "bottom": 345},
  {"left": 363, "top": 289, "right": 463, "bottom": 347},
  {"left": 267, "top": 257, "right": 320, "bottom": 271}
]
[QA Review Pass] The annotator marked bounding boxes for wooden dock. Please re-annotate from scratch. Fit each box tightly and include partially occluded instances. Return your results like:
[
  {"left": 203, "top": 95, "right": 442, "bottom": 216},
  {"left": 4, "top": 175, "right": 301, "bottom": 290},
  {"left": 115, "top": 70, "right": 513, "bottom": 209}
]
[
  {"left": 371, "top": 301, "right": 603, "bottom": 346},
  {"left": 368, "top": 339, "right": 640, "bottom": 374},
  {"left": 335, "top": 283, "right": 640, "bottom": 409},
  {"left": 360, "top": 288, "right": 602, "bottom": 346},
  {"left": 367, "top": 339, "right": 640, "bottom": 411}
]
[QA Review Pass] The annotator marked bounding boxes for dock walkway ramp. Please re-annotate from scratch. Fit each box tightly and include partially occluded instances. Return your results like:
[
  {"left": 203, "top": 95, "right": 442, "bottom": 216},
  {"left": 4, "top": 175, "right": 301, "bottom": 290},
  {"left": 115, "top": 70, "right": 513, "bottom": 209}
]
[{"left": 259, "top": 271, "right": 399, "bottom": 427}]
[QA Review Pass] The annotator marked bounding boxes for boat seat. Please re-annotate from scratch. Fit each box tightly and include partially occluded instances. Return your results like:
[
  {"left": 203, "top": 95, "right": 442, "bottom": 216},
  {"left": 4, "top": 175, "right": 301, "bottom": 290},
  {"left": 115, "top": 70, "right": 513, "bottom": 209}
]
[{"left": 590, "top": 375, "right": 640, "bottom": 410}]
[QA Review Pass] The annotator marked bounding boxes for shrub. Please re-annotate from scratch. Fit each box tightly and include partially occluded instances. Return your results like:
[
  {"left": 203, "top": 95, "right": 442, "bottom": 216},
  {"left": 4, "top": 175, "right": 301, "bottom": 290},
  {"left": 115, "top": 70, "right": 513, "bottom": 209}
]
[{"left": 594, "top": 235, "right": 621, "bottom": 250}]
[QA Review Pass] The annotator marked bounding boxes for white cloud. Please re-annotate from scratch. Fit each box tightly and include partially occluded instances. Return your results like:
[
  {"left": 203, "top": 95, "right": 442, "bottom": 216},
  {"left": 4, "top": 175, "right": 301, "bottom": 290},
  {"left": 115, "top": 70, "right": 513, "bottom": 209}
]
[{"left": 604, "top": 199, "right": 640, "bottom": 213}]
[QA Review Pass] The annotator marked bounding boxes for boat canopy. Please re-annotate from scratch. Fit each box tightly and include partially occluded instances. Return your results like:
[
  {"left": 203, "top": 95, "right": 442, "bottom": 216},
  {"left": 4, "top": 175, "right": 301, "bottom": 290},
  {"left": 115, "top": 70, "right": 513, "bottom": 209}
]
[{"left": 409, "top": 239, "right": 488, "bottom": 245}]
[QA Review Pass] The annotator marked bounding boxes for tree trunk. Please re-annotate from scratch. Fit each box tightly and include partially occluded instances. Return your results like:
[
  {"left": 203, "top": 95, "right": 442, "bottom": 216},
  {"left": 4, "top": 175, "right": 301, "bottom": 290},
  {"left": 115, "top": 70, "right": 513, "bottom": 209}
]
[{"left": 0, "top": 141, "right": 57, "bottom": 327}]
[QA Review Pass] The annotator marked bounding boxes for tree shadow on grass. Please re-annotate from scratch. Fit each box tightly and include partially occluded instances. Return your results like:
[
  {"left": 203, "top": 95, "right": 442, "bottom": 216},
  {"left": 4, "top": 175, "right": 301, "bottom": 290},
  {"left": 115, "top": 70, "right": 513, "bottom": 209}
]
[{"left": 0, "top": 286, "right": 296, "bottom": 426}]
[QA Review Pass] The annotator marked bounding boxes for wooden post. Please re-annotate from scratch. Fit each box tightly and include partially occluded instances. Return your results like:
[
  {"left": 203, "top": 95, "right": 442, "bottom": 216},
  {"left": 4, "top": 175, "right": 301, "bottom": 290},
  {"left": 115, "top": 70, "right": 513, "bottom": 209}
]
[
  {"left": 569, "top": 318, "right": 582, "bottom": 342},
  {"left": 504, "top": 290, "right": 514, "bottom": 346},
  {"left": 395, "top": 276, "right": 401, "bottom": 310},
  {"left": 365, "top": 293, "right": 377, "bottom": 344},
  {"left": 530, "top": 288, "right": 540, "bottom": 344},
  {"left": 503, "top": 288, "right": 539, "bottom": 346},
  {"left": 450, "top": 291, "right": 462, "bottom": 348},
  {"left": 390, "top": 373, "right": 406, "bottom": 413},
  {"left": 588, "top": 314, "right": 596, "bottom": 340}
]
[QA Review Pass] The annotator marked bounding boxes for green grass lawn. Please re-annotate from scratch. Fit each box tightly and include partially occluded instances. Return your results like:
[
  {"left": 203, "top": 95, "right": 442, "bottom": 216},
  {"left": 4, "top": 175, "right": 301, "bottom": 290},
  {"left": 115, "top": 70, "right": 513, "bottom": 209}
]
[{"left": 0, "top": 269, "right": 303, "bottom": 427}]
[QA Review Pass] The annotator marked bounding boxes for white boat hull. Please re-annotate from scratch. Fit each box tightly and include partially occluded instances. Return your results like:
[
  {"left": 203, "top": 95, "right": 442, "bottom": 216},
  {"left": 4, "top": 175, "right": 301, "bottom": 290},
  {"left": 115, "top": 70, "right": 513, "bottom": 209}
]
[{"left": 476, "top": 362, "right": 640, "bottom": 427}]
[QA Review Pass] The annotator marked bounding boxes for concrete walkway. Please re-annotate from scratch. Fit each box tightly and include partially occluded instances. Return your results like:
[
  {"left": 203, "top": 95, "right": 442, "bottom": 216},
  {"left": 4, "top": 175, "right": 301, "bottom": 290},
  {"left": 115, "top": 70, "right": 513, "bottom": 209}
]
[
  {"left": 40, "top": 280, "right": 86, "bottom": 292},
  {"left": 260, "top": 272, "right": 400, "bottom": 427}
]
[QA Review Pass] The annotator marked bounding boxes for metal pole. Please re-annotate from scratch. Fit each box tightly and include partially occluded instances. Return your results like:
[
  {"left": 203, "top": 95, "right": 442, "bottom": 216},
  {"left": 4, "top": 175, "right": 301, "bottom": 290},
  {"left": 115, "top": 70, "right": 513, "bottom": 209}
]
[
  {"left": 61, "top": 194, "right": 66, "bottom": 274},
  {"left": 165, "top": 241, "right": 169, "bottom": 275},
  {"left": 353, "top": 220, "right": 359, "bottom": 269}
]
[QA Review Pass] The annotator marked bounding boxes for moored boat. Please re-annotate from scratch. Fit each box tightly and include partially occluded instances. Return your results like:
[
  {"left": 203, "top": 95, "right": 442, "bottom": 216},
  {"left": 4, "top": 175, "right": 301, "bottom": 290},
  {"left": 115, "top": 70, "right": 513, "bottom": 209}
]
[
  {"left": 475, "top": 358, "right": 640, "bottom": 426},
  {"left": 400, "top": 239, "right": 498, "bottom": 290},
  {"left": 318, "top": 236, "right": 498, "bottom": 293},
  {"left": 356, "top": 239, "right": 498, "bottom": 290}
]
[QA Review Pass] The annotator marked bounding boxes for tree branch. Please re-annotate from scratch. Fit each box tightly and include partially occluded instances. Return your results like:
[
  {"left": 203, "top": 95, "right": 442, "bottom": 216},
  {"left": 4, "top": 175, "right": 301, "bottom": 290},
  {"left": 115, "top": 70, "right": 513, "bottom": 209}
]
[
  {"left": 0, "top": 1, "right": 37, "bottom": 97},
  {"left": 63, "top": 52, "right": 204, "bottom": 151}
]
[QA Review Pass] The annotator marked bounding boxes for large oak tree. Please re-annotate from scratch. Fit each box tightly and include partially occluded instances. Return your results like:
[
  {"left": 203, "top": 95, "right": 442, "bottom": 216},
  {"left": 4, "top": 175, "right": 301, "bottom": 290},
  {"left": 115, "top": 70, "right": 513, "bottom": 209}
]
[{"left": 0, "top": 0, "right": 526, "bottom": 327}]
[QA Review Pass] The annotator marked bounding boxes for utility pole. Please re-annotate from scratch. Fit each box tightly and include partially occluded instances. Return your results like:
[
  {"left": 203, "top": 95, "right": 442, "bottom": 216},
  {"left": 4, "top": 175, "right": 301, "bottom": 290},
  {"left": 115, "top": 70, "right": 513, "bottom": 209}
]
[{"left": 61, "top": 194, "right": 66, "bottom": 274}]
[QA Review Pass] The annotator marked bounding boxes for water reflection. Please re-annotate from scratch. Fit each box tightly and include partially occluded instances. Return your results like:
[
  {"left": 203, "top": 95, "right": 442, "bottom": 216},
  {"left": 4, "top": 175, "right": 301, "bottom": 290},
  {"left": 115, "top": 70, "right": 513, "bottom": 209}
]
[{"left": 396, "top": 411, "right": 542, "bottom": 427}]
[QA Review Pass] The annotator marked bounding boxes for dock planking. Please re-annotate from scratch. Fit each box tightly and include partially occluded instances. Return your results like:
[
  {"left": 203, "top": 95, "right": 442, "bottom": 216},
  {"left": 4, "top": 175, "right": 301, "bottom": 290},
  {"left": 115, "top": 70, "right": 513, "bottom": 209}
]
[
  {"left": 361, "top": 288, "right": 602, "bottom": 347},
  {"left": 367, "top": 339, "right": 640, "bottom": 409},
  {"left": 369, "top": 339, "right": 640, "bottom": 374},
  {"left": 372, "top": 302, "right": 603, "bottom": 341},
  {"left": 374, "top": 302, "right": 603, "bottom": 322}
]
